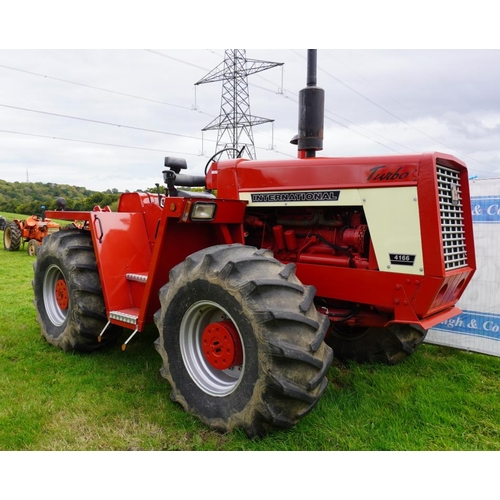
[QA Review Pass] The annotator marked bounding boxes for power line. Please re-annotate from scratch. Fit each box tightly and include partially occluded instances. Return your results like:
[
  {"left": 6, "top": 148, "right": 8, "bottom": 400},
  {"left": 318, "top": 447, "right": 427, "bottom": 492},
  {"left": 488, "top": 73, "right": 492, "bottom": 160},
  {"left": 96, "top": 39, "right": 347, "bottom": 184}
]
[
  {"left": 0, "top": 126, "right": 292, "bottom": 160},
  {"left": 144, "top": 49, "right": 209, "bottom": 72},
  {"left": 0, "top": 102, "right": 215, "bottom": 143},
  {"left": 0, "top": 128, "right": 203, "bottom": 156},
  {"left": 0, "top": 51, "right": 356, "bottom": 167},
  {"left": 290, "top": 49, "right": 498, "bottom": 171},
  {"left": 148, "top": 49, "right": 288, "bottom": 152},
  {"left": 0, "top": 62, "right": 213, "bottom": 116},
  {"left": 0, "top": 55, "right": 285, "bottom": 151},
  {"left": 324, "top": 50, "right": 412, "bottom": 113},
  {"left": 278, "top": 81, "right": 408, "bottom": 154},
  {"left": 4, "top": 51, "right": 494, "bottom": 172}
]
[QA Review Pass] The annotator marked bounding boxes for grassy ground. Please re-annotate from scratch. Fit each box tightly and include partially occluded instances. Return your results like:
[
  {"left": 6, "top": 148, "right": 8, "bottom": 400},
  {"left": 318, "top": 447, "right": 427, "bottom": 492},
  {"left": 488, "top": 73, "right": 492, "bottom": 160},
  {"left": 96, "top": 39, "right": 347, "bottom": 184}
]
[{"left": 1, "top": 223, "right": 500, "bottom": 451}]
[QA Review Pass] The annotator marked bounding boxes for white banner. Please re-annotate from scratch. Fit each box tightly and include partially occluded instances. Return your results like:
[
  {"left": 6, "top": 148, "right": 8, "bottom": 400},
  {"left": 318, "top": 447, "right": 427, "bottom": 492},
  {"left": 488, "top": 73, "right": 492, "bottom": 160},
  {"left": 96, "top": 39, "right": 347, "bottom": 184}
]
[{"left": 426, "top": 178, "right": 500, "bottom": 356}]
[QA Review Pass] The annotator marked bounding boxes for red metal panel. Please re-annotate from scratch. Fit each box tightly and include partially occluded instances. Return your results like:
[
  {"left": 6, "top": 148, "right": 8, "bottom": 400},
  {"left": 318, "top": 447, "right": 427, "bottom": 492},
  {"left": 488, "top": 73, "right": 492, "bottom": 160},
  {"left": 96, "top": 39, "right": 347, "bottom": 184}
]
[
  {"left": 211, "top": 154, "right": 424, "bottom": 199},
  {"left": 137, "top": 199, "right": 246, "bottom": 327},
  {"left": 44, "top": 210, "right": 92, "bottom": 221},
  {"left": 89, "top": 211, "right": 152, "bottom": 313},
  {"left": 48, "top": 197, "right": 247, "bottom": 332},
  {"left": 294, "top": 262, "right": 468, "bottom": 329}
]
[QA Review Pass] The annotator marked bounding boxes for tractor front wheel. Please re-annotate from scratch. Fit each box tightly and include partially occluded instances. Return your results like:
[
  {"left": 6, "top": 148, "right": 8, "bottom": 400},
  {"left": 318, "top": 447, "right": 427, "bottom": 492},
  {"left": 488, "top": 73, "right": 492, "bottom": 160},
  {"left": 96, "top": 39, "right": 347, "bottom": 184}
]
[
  {"left": 326, "top": 323, "right": 427, "bottom": 365},
  {"left": 27, "top": 239, "right": 38, "bottom": 256},
  {"left": 3, "top": 222, "right": 21, "bottom": 251},
  {"left": 154, "top": 244, "right": 333, "bottom": 437},
  {"left": 32, "top": 230, "right": 122, "bottom": 351}
]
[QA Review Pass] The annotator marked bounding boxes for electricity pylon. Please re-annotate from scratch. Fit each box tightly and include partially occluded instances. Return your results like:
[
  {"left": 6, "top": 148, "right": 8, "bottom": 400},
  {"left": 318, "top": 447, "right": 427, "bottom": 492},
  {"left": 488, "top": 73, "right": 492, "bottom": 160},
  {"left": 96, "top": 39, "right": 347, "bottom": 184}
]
[{"left": 195, "top": 49, "right": 283, "bottom": 160}]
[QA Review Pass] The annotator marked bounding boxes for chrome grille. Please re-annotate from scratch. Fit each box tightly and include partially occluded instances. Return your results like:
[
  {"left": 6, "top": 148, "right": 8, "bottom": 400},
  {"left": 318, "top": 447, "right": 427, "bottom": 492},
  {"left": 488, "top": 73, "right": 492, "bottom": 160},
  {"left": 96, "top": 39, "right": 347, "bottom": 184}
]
[{"left": 437, "top": 164, "right": 467, "bottom": 270}]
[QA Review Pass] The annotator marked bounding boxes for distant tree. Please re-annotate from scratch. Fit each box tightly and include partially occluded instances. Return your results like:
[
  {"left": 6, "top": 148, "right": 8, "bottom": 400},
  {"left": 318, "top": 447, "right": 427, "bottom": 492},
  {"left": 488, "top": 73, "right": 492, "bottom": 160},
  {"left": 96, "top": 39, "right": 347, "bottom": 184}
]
[{"left": 0, "top": 179, "right": 122, "bottom": 216}]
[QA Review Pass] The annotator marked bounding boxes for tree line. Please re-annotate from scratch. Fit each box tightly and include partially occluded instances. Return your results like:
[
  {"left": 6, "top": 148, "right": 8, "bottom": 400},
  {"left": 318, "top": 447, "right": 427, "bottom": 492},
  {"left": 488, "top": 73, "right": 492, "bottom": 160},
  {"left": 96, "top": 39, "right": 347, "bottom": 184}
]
[{"left": 0, "top": 179, "right": 123, "bottom": 215}]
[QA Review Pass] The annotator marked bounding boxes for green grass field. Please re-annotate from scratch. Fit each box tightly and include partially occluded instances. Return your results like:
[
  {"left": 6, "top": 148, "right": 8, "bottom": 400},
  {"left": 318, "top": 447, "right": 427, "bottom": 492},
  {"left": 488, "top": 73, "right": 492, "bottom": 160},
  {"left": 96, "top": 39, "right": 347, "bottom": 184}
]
[{"left": 1, "top": 215, "right": 500, "bottom": 451}]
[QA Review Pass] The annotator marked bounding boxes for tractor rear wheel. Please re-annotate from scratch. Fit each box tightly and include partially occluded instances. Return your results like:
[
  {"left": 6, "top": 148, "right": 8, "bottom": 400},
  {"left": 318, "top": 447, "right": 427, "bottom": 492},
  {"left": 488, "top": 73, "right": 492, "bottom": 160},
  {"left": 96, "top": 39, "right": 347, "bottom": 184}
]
[
  {"left": 154, "top": 244, "right": 333, "bottom": 438},
  {"left": 3, "top": 222, "right": 21, "bottom": 251},
  {"left": 326, "top": 324, "right": 427, "bottom": 365},
  {"left": 27, "top": 239, "right": 38, "bottom": 256},
  {"left": 32, "top": 230, "right": 122, "bottom": 352}
]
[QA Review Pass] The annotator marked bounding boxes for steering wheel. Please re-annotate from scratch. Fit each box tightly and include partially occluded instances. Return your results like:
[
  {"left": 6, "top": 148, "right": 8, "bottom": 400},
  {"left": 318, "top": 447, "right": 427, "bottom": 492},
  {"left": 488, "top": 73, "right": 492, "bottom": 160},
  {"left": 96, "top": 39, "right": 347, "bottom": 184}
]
[{"left": 204, "top": 147, "right": 245, "bottom": 175}]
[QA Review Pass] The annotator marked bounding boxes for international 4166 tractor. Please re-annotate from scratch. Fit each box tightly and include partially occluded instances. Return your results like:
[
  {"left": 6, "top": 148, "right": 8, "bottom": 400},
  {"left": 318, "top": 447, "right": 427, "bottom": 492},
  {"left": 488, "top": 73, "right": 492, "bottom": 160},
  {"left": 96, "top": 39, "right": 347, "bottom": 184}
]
[{"left": 33, "top": 50, "right": 476, "bottom": 437}]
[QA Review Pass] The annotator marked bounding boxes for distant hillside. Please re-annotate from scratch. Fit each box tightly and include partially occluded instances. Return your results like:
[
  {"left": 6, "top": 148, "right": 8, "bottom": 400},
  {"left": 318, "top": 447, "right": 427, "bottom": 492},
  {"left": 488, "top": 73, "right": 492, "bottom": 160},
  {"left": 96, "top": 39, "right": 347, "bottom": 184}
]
[{"left": 0, "top": 179, "right": 122, "bottom": 215}]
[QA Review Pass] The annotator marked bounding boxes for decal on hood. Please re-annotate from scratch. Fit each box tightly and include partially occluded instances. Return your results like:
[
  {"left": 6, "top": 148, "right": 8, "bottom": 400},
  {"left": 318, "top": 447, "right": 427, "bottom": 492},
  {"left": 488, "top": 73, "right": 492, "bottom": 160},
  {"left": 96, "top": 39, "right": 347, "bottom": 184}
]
[{"left": 250, "top": 190, "right": 340, "bottom": 203}]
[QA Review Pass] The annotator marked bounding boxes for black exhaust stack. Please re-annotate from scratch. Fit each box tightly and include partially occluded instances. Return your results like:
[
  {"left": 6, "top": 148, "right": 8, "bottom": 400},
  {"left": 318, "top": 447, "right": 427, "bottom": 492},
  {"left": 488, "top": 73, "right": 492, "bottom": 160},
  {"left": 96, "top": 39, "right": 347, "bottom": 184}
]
[{"left": 293, "top": 49, "right": 325, "bottom": 157}]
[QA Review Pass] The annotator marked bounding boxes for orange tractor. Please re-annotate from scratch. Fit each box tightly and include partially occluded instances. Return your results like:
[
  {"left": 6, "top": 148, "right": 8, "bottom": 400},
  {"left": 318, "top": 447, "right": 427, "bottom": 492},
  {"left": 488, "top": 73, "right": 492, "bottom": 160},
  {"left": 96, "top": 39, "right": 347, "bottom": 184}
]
[{"left": 3, "top": 212, "right": 61, "bottom": 255}]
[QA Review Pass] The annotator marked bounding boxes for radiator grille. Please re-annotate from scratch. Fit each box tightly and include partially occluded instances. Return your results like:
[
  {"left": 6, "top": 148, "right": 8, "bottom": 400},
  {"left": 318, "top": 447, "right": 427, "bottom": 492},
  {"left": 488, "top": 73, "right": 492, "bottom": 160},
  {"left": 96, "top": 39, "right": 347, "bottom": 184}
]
[{"left": 437, "top": 164, "right": 468, "bottom": 270}]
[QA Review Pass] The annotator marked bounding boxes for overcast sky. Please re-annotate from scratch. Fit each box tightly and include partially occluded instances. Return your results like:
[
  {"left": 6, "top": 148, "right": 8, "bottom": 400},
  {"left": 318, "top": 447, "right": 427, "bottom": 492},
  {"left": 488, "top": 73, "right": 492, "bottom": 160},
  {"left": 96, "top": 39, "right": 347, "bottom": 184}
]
[{"left": 1, "top": 46, "right": 500, "bottom": 192}]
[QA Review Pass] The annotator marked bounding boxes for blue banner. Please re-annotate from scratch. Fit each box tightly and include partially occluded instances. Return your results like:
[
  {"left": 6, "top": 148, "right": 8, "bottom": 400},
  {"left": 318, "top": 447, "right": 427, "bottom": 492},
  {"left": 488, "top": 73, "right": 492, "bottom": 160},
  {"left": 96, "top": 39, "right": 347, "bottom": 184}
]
[
  {"left": 432, "top": 310, "right": 500, "bottom": 341},
  {"left": 429, "top": 183, "right": 500, "bottom": 355},
  {"left": 471, "top": 196, "right": 500, "bottom": 224}
]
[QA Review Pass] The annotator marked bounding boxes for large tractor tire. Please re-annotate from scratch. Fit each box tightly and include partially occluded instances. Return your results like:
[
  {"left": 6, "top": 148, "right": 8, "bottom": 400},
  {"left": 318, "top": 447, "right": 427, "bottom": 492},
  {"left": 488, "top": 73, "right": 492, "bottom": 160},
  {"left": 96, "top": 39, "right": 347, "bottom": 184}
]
[
  {"left": 326, "top": 324, "right": 427, "bottom": 365},
  {"left": 32, "top": 230, "right": 122, "bottom": 352},
  {"left": 3, "top": 221, "right": 21, "bottom": 251},
  {"left": 154, "top": 244, "right": 333, "bottom": 438}
]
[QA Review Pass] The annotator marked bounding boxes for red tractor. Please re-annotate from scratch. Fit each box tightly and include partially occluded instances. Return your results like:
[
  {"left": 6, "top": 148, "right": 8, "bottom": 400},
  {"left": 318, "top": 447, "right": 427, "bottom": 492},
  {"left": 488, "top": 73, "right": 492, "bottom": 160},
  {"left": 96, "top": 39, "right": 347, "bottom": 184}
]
[
  {"left": 32, "top": 50, "right": 476, "bottom": 437},
  {"left": 4, "top": 212, "right": 61, "bottom": 255}
]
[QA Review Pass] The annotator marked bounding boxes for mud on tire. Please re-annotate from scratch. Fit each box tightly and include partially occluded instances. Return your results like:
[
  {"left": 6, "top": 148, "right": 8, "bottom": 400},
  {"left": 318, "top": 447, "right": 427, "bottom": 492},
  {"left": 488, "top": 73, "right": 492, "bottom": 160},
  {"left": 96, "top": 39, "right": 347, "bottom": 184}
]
[
  {"left": 154, "top": 244, "right": 333, "bottom": 438},
  {"left": 32, "top": 230, "right": 121, "bottom": 352}
]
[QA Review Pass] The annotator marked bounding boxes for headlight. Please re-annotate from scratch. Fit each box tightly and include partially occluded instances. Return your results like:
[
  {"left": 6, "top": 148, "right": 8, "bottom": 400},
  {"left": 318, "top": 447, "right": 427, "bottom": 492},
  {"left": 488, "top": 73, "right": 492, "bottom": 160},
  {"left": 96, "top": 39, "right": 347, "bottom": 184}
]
[{"left": 190, "top": 202, "right": 217, "bottom": 221}]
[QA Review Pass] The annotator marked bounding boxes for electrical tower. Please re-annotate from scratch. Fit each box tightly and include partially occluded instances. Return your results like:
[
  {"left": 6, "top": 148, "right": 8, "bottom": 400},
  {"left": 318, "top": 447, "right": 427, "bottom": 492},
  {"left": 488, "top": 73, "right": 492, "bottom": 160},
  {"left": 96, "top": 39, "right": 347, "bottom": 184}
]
[{"left": 195, "top": 50, "right": 283, "bottom": 160}]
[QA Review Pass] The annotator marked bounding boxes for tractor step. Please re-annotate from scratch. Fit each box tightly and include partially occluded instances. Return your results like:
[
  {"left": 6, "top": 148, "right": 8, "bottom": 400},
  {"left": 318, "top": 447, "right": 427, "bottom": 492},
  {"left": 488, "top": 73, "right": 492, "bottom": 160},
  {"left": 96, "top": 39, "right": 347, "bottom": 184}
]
[
  {"left": 126, "top": 272, "right": 148, "bottom": 283},
  {"left": 109, "top": 308, "right": 139, "bottom": 325},
  {"left": 109, "top": 308, "right": 141, "bottom": 351}
]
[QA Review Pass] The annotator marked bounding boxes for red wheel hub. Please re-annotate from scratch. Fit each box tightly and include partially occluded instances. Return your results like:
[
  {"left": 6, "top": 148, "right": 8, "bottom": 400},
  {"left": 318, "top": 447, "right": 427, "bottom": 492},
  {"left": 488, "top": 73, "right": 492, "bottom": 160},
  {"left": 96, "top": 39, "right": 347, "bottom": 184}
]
[
  {"left": 55, "top": 279, "right": 69, "bottom": 310},
  {"left": 201, "top": 320, "right": 243, "bottom": 370}
]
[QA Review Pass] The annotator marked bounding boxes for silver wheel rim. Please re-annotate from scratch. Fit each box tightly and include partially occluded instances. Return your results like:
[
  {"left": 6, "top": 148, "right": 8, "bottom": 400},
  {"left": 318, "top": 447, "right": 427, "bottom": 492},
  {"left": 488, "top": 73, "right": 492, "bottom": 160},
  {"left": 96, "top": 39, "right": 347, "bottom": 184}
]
[
  {"left": 43, "top": 264, "right": 67, "bottom": 326},
  {"left": 180, "top": 300, "right": 245, "bottom": 397}
]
